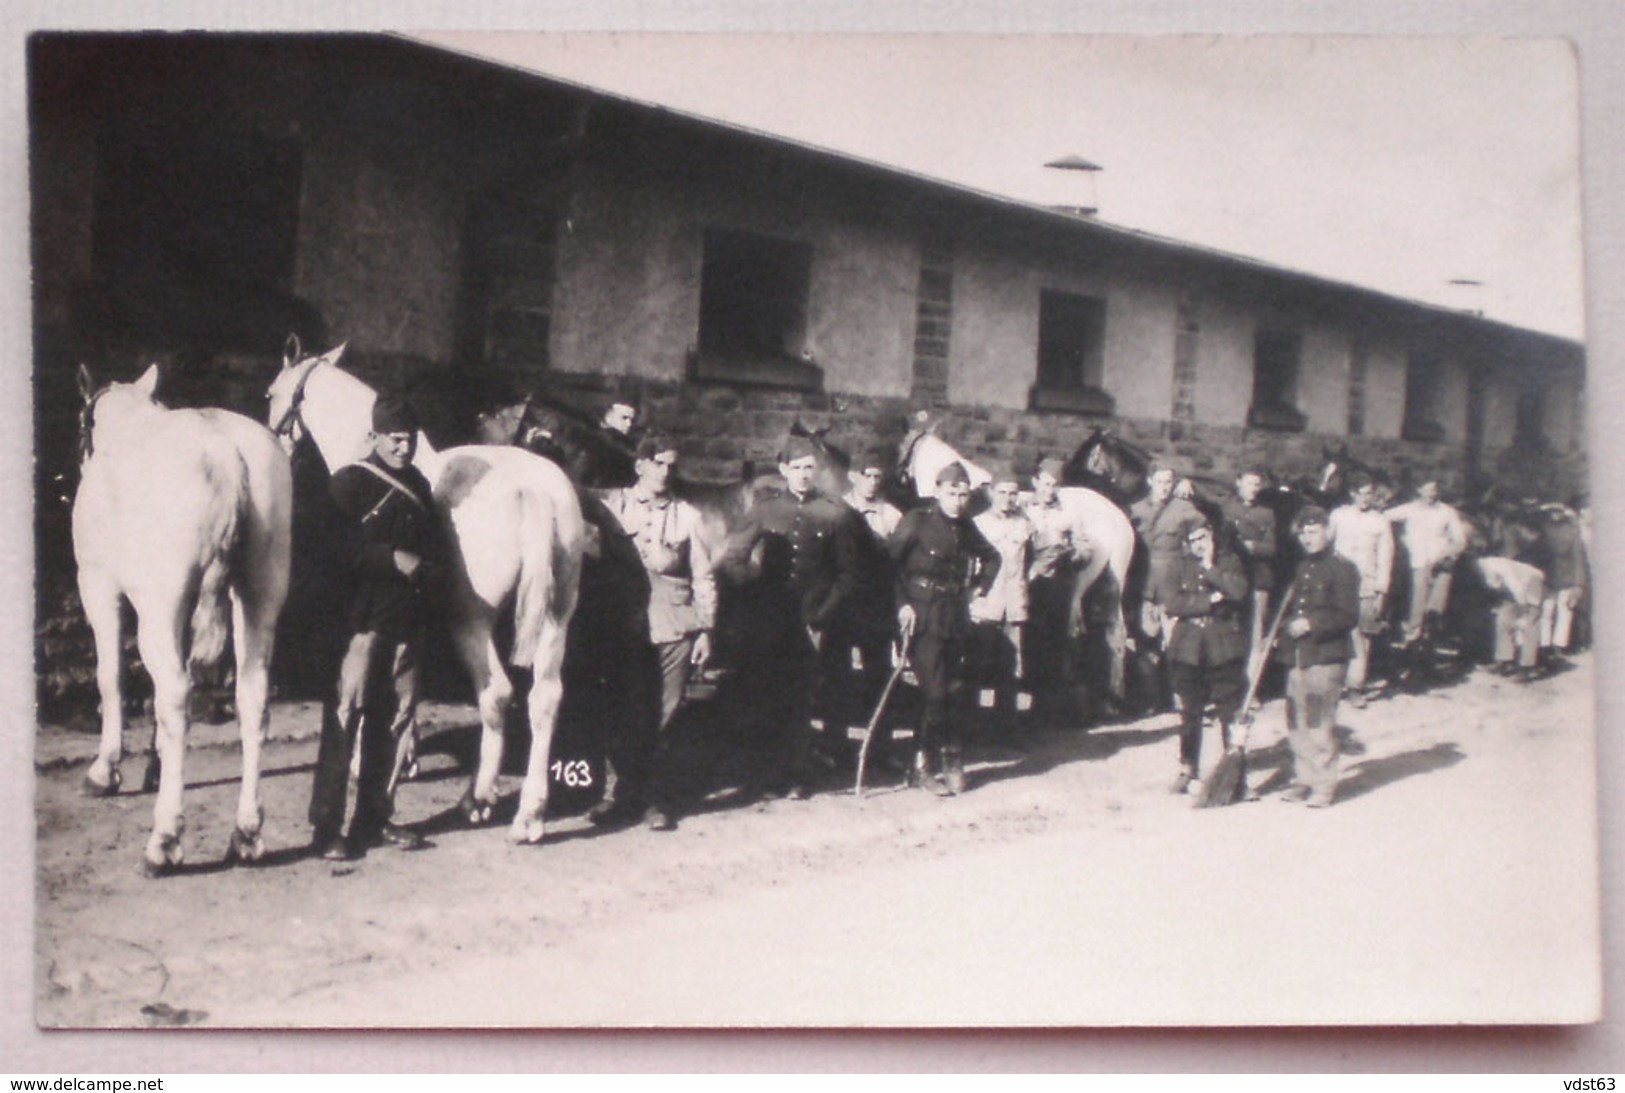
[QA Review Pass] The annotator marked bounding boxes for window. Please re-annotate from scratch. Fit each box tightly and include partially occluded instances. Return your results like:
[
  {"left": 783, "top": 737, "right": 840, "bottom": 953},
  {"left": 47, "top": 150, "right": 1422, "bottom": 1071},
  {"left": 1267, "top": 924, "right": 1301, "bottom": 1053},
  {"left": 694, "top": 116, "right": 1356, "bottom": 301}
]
[
  {"left": 691, "top": 228, "right": 820, "bottom": 389},
  {"left": 86, "top": 123, "right": 310, "bottom": 351},
  {"left": 1247, "top": 328, "right": 1307, "bottom": 431},
  {"left": 1029, "top": 289, "right": 1114, "bottom": 414},
  {"left": 457, "top": 191, "right": 558, "bottom": 373},
  {"left": 1402, "top": 353, "right": 1447, "bottom": 443},
  {"left": 1514, "top": 386, "right": 1547, "bottom": 448}
]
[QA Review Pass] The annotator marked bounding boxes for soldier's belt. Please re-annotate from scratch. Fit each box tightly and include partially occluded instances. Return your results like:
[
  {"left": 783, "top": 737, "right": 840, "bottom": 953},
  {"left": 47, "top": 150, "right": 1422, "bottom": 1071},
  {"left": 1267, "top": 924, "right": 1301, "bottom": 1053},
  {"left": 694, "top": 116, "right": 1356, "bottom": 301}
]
[{"left": 905, "top": 574, "right": 963, "bottom": 597}]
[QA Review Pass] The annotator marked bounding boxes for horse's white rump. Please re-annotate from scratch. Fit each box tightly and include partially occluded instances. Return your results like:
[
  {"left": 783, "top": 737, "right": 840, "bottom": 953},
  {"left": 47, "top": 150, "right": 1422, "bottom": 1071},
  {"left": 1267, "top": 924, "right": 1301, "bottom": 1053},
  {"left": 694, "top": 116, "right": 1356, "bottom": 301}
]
[{"left": 73, "top": 364, "right": 292, "bottom": 873}]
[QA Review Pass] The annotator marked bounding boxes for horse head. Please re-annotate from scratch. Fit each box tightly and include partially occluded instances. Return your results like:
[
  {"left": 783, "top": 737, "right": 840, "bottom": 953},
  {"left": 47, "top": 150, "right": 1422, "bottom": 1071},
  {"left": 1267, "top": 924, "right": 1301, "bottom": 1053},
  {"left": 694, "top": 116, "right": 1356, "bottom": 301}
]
[
  {"left": 77, "top": 363, "right": 162, "bottom": 464},
  {"left": 265, "top": 339, "right": 351, "bottom": 460},
  {"left": 1067, "top": 427, "right": 1151, "bottom": 502}
]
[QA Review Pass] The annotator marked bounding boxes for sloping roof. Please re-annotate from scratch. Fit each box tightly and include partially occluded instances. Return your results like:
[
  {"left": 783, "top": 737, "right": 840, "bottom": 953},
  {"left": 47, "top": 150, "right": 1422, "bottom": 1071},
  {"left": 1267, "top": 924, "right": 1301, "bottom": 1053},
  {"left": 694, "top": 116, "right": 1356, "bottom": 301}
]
[{"left": 396, "top": 33, "right": 1579, "bottom": 366}]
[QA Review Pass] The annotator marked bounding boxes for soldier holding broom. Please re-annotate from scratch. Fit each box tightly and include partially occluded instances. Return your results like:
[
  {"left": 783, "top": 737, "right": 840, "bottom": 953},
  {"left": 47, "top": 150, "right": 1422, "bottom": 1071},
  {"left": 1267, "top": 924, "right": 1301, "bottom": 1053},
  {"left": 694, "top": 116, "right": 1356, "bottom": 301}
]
[{"left": 1153, "top": 517, "right": 1251, "bottom": 798}]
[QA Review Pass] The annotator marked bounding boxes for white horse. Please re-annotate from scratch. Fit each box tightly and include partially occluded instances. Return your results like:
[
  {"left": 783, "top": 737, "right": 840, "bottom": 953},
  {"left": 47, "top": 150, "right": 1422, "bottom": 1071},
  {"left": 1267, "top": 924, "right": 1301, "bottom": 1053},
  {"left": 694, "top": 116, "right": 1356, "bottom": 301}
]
[
  {"left": 266, "top": 343, "right": 586, "bottom": 844},
  {"left": 897, "top": 425, "right": 1136, "bottom": 701},
  {"left": 73, "top": 364, "right": 292, "bottom": 875}
]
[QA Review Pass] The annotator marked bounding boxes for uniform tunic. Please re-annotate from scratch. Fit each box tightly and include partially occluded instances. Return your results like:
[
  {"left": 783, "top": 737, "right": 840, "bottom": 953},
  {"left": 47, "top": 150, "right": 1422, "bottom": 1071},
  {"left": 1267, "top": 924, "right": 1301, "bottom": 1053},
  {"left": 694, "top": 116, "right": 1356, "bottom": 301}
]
[
  {"left": 328, "top": 455, "right": 440, "bottom": 640},
  {"left": 602, "top": 487, "right": 717, "bottom": 733},
  {"left": 888, "top": 506, "right": 1001, "bottom": 753},
  {"left": 1152, "top": 549, "right": 1251, "bottom": 773},
  {"left": 1277, "top": 546, "right": 1362, "bottom": 803},
  {"left": 309, "top": 453, "right": 443, "bottom": 840},
  {"left": 722, "top": 488, "right": 865, "bottom": 786},
  {"left": 729, "top": 489, "right": 863, "bottom": 634},
  {"left": 1220, "top": 494, "right": 1280, "bottom": 594}
]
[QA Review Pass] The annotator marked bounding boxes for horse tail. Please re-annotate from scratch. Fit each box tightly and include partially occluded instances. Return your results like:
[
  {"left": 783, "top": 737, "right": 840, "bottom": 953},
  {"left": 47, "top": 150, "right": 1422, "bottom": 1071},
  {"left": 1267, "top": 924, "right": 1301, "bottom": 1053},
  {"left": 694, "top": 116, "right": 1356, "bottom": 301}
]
[
  {"left": 188, "top": 455, "right": 250, "bottom": 668},
  {"left": 509, "top": 481, "right": 582, "bottom": 668}
]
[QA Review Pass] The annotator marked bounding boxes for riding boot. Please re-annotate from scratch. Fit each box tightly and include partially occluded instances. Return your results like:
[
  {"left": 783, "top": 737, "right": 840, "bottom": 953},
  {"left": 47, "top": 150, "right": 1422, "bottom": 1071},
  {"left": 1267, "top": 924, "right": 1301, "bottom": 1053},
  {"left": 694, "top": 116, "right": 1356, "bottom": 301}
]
[
  {"left": 941, "top": 746, "right": 967, "bottom": 796},
  {"left": 911, "top": 748, "right": 952, "bottom": 796}
]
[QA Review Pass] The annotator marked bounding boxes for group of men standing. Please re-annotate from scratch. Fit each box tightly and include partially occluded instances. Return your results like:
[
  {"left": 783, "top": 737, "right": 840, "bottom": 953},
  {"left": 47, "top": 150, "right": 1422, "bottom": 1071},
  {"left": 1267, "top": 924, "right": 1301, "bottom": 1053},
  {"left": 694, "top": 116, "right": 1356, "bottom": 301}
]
[{"left": 300, "top": 384, "right": 1589, "bottom": 857}]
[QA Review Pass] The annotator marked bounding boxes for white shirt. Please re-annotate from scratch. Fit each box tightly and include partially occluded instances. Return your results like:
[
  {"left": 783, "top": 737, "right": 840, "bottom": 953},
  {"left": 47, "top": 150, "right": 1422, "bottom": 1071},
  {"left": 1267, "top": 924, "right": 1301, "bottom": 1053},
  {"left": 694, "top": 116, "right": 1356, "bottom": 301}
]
[
  {"left": 1328, "top": 504, "right": 1395, "bottom": 596},
  {"left": 1386, "top": 499, "right": 1468, "bottom": 570}
]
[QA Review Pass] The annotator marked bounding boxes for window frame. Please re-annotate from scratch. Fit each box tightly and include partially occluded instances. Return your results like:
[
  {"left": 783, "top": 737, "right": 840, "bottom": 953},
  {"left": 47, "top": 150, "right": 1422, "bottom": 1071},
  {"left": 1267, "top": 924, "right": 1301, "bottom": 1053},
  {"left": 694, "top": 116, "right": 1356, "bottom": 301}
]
[
  {"left": 1247, "top": 326, "right": 1307, "bottom": 432},
  {"left": 1401, "top": 352, "right": 1448, "bottom": 444},
  {"left": 1028, "top": 288, "right": 1114, "bottom": 415},
  {"left": 690, "top": 227, "right": 822, "bottom": 391}
]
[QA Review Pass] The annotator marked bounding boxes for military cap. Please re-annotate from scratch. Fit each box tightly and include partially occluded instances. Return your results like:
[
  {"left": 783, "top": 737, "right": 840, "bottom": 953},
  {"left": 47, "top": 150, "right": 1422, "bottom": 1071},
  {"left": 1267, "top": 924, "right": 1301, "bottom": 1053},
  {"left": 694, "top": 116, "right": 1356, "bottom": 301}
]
[
  {"left": 1293, "top": 504, "right": 1330, "bottom": 531},
  {"left": 936, "top": 460, "right": 972, "bottom": 486},
  {"left": 781, "top": 435, "right": 821, "bottom": 463},
  {"left": 1035, "top": 456, "right": 1066, "bottom": 481},
  {"left": 371, "top": 393, "right": 417, "bottom": 435}
]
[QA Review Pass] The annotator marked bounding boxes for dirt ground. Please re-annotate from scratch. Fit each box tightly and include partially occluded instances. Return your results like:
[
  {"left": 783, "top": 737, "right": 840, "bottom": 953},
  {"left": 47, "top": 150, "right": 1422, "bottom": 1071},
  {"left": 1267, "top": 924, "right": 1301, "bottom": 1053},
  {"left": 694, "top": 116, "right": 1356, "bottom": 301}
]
[{"left": 32, "top": 650, "right": 1601, "bottom": 1030}]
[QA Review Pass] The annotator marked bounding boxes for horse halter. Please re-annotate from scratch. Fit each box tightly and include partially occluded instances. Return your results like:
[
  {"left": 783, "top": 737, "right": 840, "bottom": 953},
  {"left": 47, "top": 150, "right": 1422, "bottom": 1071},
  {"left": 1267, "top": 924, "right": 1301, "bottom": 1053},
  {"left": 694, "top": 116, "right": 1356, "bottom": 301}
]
[
  {"left": 77, "top": 385, "right": 111, "bottom": 463},
  {"left": 270, "top": 359, "right": 319, "bottom": 445}
]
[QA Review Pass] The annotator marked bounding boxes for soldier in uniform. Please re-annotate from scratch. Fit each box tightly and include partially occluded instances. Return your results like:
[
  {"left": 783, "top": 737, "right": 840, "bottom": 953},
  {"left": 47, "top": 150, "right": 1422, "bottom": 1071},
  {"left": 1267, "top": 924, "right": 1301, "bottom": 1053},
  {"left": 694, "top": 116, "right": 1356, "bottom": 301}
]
[
  {"left": 888, "top": 461, "right": 1001, "bottom": 795},
  {"left": 1277, "top": 505, "right": 1362, "bottom": 808},
  {"left": 308, "top": 394, "right": 438, "bottom": 860},
  {"left": 1130, "top": 463, "right": 1206, "bottom": 640},
  {"left": 1220, "top": 466, "right": 1279, "bottom": 680},
  {"left": 570, "top": 397, "right": 639, "bottom": 490},
  {"left": 1154, "top": 518, "right": 1251, "bottom": 796},
  {"left": 598, "top": 435, "right": 717, "bottom": 830},
  {"left": 720, "top": 434, "right": 864, "bottom": 798}
]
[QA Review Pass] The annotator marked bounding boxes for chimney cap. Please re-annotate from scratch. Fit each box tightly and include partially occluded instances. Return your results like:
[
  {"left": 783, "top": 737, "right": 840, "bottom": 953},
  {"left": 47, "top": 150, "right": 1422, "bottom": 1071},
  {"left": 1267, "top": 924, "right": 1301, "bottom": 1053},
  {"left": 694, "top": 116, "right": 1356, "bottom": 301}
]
[{"left": 1044, "top": 154, "right": 1103, "bottom": 172}]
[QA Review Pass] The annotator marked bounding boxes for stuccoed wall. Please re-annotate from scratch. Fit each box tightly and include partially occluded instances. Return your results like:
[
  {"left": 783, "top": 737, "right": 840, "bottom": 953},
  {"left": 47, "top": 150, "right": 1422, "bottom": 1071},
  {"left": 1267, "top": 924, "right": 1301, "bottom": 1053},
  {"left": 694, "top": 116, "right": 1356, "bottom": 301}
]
[
  {"left": 295, "top": 128, "right": 465, "bottom": 364},
  {"left": 549, "top": 165, "right": 919, "bottom": 399},
  {"left": 1298, "top": 326, "right": 1352, "bottom": 436},
  {"left": 1362, "top": 343, "right": 1408, "bottom": 441},
  {"left": 947, "top": 245, "right": 1179, "bottom": 421}
]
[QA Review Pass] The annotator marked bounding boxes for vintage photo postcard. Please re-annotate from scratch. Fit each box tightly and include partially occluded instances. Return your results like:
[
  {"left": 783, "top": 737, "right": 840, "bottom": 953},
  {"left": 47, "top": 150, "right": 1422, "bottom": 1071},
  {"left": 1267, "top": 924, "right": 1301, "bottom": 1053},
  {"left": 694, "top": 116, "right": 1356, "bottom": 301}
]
[{"left": 26, "top": 30, "right": 1599, "bottom": 1032}]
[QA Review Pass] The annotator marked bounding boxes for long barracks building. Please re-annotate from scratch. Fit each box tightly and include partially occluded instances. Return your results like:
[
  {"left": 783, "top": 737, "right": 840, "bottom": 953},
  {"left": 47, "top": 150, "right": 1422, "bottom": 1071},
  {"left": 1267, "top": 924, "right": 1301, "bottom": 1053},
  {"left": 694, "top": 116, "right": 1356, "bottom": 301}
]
[{"left": 31, "top": 32, "right": 1587, "bottom": 525}]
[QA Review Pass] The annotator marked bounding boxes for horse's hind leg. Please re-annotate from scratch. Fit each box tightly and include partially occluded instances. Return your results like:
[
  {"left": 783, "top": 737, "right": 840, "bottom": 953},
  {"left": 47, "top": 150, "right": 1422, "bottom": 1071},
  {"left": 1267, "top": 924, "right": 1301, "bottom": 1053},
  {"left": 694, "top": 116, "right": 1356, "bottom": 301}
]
[
  {"left": 456, "top": 617, "right": 513, "bottom": 826},
  {"left": 77, "top": 569, "right": 125, "bottom": 796},
  {"left": 510, "top": 623, "right": 568, "bottom": 845},
  {"left": 135, "top": 604, "right": 191, "bottom": 875},
  {"left": 225, "top": 591, "right": 276, "bottom": 864}
]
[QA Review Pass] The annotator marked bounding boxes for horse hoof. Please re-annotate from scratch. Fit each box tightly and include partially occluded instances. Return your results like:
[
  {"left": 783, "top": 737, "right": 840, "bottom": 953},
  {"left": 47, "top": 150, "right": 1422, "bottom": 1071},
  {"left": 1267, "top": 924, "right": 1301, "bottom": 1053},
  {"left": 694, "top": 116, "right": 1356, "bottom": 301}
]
[
  {"left": 225, "top": 828, "right": 266, "bottom": 866},
  {"left": 143, "top": 835, "right": 184, "bottom": 878},
  {"left": 506, "top": 819, "right": 545, "bottom": 846},
  {"left": 80, "top": 768, "right": 122, "bottom": 798},
  {"left": 457, "top": 791, "right": 495, "bottom": 827}
]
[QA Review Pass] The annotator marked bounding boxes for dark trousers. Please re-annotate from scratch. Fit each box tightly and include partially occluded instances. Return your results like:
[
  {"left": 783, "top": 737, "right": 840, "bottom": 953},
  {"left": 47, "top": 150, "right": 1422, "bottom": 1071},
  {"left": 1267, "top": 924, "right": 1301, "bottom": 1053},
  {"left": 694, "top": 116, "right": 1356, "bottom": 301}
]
[
  {"left": 821, "top": 618, "right": 896, "bottom": 757},
  {"left": 578, "top": 632, "right": 661, "bottom": 810},
  {"left": 309, "top": 630, "right": 418, "bottom": 837},
  {"left": 1168, "top": 657, "right": 1246, "bottom": 773},
  {"left": 910, "top": 597, "right": 969, "bottom": 756}
]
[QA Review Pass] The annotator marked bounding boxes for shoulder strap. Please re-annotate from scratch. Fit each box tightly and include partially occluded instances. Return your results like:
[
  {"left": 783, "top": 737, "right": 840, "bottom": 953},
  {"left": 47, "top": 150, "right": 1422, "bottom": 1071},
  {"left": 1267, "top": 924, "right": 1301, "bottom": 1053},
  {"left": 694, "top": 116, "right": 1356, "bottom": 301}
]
[{"left": 349, "top": 460, "right": 430, "bottom": 512}]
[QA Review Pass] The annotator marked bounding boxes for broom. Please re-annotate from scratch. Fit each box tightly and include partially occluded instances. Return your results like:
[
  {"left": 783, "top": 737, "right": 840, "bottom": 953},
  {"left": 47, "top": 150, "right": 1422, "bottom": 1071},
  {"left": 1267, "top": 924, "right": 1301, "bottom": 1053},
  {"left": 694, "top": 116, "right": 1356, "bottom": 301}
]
[
  {"left": 853, "top": 632, "right": 913, "bottom": 797},
  {"left": 1196, "top": 581, "right": 1297, "bottom": 809}
]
